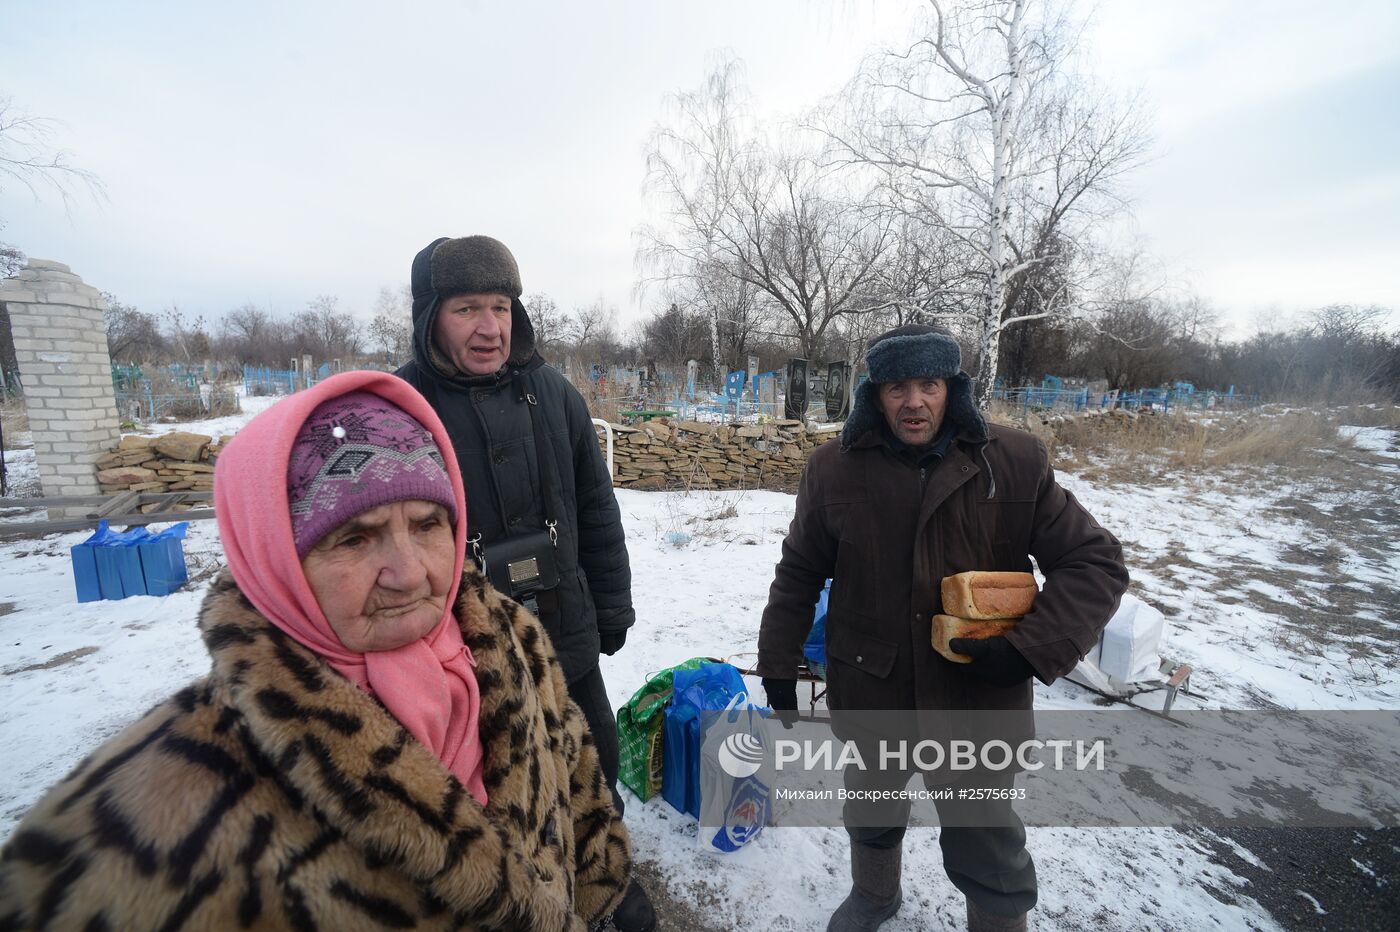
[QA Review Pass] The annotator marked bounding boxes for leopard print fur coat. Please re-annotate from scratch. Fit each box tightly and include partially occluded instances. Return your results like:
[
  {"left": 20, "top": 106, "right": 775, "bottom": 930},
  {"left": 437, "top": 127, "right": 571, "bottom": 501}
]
[{"left": 0, "top": 568, "right": 630, "bottom": 931}]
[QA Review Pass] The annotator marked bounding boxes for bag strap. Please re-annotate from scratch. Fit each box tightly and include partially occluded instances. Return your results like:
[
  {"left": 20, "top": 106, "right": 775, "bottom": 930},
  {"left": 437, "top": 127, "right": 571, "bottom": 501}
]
[
  {"left": 724, "top": 691, "right": 748, "bottom": 723},
  {"left": 521, "top": 385, "right": 560, "bottom": 545},
  {"left": 467, "top": 381, "right": 559, "bottom": 572}
]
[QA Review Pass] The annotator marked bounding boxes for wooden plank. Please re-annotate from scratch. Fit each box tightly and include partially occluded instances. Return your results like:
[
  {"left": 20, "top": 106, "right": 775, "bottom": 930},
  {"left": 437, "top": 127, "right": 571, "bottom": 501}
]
[
  {"left": 0, "top": 507, "right": 217, "bottom": 541},
  {"left": 91, "top": 490, "right": 141, "bottom": 518},
  {"left": 147, "top": 493, "right": 188, "bottom": 514},
  {"left": 141, "top": 491, "right": 213, "bottom": 504},
  {"left": 0, "top": 495, "right": 113, "bottom": 509},
  {"left": 1, "top": 491, "right": 218, "bottom": 539},
  {"left": 0, "top": 491, "right": 213, "bottom": 511}
]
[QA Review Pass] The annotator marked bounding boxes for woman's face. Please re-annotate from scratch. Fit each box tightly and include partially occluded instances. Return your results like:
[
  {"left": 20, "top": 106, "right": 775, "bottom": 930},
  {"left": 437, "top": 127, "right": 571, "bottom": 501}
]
[{"left": 300, "top": 499, "right": 456, "bottom": 652}]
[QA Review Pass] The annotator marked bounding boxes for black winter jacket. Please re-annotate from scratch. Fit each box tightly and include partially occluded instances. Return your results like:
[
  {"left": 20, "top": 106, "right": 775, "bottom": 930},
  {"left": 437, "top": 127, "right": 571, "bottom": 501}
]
[{"left": 396, "top": 300, "right": 634, "bottom": 683}]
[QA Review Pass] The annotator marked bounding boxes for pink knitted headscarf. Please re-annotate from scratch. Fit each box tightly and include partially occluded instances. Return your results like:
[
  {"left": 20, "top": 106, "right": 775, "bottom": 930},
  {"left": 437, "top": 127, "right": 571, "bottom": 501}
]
[{"left": 215, "top": 370, "right": 486, "bottom": 805}]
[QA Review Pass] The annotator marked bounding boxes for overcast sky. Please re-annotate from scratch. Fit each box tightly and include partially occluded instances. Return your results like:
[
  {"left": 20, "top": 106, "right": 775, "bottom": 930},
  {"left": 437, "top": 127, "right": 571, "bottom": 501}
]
[{"left": 3, "top": 0, "right": 1397, "bottom": 339}]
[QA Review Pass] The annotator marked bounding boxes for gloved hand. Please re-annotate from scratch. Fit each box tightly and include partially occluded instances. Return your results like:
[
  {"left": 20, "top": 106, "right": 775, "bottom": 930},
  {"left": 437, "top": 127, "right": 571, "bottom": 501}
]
[
  {"left": 599, "top": 631, "right": 627, "bottom": 655},
  {"left": 762, "top": 677, "right": 799, "bottom": 728},
  {"left": 947, "top": 636, "right": 1036, "bottom": 688}
]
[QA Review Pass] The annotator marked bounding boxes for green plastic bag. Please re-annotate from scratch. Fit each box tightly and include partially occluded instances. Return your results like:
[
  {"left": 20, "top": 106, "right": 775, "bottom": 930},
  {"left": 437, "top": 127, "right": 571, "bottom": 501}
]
[{"left": 616, "top": 656, "right": 711, "bottom": 802}]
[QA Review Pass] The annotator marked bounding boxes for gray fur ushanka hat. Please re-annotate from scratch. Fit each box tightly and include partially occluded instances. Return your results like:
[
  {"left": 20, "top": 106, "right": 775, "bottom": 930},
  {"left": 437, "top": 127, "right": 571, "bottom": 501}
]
[
  {"left": 409, "top": 235, "right": 537, "bottom": 373},
  {"left": 423, "top": 236, "right": 522, "bottom": 300},
  {"left": 839, "top": 324, "right": 988, "bottom": 448}
]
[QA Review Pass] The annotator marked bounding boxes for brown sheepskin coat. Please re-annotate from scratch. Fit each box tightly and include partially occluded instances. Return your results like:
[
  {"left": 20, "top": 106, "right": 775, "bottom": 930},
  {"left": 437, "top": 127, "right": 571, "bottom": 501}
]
[{"left": 0, "top": 568, "right": 630, "bottom": 931}]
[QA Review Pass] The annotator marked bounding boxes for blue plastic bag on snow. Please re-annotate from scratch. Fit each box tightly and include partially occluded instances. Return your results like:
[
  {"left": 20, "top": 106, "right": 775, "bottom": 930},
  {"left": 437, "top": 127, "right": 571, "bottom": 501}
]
[
  {"left": 672, "top": 662, "right": 747, "bottom": 712},
  {"left": 662, "top": 662, "right": 749, "bottom": 818},
  {"left": 661, "top": 701, "right": 700, "bottom": 817}
]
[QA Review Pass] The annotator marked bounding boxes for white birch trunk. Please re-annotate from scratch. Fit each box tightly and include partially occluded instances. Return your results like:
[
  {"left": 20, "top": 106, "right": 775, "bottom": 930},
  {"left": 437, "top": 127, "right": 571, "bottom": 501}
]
[
  {"left": 710, "top": 306, "right": 722, "bottom": 378},
  {"left": 973, "top": 0, "right": 1028, "bottom": 410}
]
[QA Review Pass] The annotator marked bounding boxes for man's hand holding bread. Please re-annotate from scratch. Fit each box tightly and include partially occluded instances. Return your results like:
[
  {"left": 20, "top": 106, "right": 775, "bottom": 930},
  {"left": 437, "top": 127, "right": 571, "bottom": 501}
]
[{"left": 935, "top": 571, "right": 1038, "bottom": 688}]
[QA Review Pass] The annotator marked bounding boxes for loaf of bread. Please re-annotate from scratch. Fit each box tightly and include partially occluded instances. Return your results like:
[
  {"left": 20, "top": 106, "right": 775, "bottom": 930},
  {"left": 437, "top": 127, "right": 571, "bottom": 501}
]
[
  {"left": 940, "top": 571, "right": 1038, "bottom": 620},
  {"left": 931, "top": 614, "right": 1020, "bottom": 663}
]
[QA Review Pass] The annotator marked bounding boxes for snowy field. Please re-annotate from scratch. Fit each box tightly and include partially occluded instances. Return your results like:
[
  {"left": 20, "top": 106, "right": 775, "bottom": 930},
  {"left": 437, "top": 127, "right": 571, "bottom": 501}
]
[{"left": 1, "top": 400, "right": 1397, "bottom": 930}]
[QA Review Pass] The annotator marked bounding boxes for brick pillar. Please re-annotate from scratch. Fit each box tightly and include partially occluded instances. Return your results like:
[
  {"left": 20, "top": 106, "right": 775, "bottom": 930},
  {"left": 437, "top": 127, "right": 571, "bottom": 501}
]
[{"left": 0, "top": 259, "right": 120, "bottom": 497}]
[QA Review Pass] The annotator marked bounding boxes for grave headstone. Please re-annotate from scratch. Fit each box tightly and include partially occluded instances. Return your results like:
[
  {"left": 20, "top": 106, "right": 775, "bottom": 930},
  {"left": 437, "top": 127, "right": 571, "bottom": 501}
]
[
  {"left": 785, "top": 358, "right": 808, "bottom": 421},
  {"left": 826, "top": 361, "right": 851, "bottom": 421}
]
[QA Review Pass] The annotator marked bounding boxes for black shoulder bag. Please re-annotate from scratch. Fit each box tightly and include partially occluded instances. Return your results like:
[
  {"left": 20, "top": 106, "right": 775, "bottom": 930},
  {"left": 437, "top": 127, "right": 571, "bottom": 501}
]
[{"left": 468, "top": 389, "right": 560, "bottom": 617}]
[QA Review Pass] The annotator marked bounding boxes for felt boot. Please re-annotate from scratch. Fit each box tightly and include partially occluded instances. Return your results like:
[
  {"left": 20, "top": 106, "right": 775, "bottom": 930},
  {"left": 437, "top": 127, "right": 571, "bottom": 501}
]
[
  {"left": 826, "top": 842, "right": 903, "bottom": 932},
  {"left": 967, "top": 897, "right": 1028, "bottom": 932}
]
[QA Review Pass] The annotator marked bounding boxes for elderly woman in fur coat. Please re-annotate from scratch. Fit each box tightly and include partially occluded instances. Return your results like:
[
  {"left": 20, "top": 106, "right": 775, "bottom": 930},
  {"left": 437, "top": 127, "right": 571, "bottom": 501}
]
[{"left": 0, "top": 371, "right": 631, "bottom": 931}]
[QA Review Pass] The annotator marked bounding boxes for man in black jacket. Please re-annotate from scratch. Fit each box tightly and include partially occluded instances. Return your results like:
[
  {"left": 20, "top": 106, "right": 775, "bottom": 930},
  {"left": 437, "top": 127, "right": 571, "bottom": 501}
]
[{"left": 397, "top": 235, "right": 654, "bottom": 931}]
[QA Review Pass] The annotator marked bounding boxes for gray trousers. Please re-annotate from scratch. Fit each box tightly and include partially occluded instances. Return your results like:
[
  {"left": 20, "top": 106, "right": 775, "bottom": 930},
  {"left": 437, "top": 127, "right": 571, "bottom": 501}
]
[{"left": 844, "top": 766, "right": 1038, "bottom": 918}]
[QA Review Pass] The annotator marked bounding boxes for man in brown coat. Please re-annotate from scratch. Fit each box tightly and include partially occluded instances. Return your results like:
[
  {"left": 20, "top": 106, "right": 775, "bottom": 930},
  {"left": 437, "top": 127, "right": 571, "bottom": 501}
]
[{"left": 757, "top": 325, "right": 1128, "bottom": 932}]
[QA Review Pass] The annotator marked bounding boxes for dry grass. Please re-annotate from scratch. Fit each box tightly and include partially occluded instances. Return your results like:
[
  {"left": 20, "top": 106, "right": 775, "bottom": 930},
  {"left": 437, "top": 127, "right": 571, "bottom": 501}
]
[
  {"left": 586, "top": 394, "right": 626, "bottom": 425},
  {"left": 562, "top": 369, "right": 632, "bottom": 424},
  {"left": 1332, "top": 403, "right": 1400, "bottom": 430},
  {"left": 1051, "top": 411, "right": 1208, "bottom": 459},
  {"left": 651, "top": 489, "right": 753, "bottom": 548},
  {"left": 1204, "top": 411, "right": 1348, "bottom": 467},
  {"left": 985, "top": 403, "right": 1023, "bottom": 428},
  {"left": 1050, "top": 408, "right": 1356, "bottom": 477},
  {"left": 1, "top": 395, "right": 28, "bottom": 436},
  {"left": 700, "top": 501, "right": 740, "bottom": 522}
]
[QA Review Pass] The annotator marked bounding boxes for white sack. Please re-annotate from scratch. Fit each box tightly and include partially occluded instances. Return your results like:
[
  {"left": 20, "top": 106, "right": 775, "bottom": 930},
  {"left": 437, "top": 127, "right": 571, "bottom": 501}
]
[
  {"left": 1067, "top": 593, "right": 1169, "bottom": 697},
  {"left": 1098, "top": 592, "right": 1166, "bottom": 685}
]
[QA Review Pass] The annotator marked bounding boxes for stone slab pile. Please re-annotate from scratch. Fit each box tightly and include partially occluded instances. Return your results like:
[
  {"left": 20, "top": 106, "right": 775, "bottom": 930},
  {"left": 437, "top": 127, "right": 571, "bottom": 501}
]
[
  {"left": 88, "top": 417, "right": 836, "bottom": 505},
  {"left": 94, "top": 432, "right": 225, "bottom": 511},
  {"left": 601, "top": 418, "right": 835, "bottom": 490}
]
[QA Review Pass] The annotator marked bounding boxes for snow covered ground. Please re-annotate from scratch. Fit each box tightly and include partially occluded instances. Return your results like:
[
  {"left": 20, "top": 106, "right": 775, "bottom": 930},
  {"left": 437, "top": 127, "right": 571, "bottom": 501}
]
[{"left": 1, "top": 399, "right": 1397, "bottom": 929}]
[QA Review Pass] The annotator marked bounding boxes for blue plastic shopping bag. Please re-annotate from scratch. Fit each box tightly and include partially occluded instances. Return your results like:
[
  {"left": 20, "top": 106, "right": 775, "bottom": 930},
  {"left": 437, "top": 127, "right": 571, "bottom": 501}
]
[
  {"left": 662, "top": 700, "right": 700, "bottom": 816},
  {"left": 662, "top": 662, "right": 750, "bottom": 818},
  {"left": 672, "top": 662, "right": 747, "bottom": 712}
]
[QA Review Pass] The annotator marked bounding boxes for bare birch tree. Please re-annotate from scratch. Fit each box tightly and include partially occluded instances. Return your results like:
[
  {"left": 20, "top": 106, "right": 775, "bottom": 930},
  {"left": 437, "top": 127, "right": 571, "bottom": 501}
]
[
  {"left": 821, "top": 0, "right": 1149, "bottom": 406},
  {"left": 639, "top": 57, "right": 897, "bottom": 362},
  {"left": 637, "top": 57, "right": 749, "bottom": 370},
  {"left": 0, "top": 96, "right": 104, "bottom": 209},
  {"left": 1, "top": 95, "right": 105, "bottom": 275}
]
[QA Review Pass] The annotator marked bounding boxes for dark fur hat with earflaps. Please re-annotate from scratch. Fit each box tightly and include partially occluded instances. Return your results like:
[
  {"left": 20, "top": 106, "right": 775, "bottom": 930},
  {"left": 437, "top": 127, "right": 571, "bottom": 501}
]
[
  {"left": 427, "top": 236, "right": 522, "bottom": 299},
  {"left": 409, "top": 235, "right": 537, "bottom": 374},
  {"left": 840, "top": 324, "right": 988, "bottom": 448}
]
